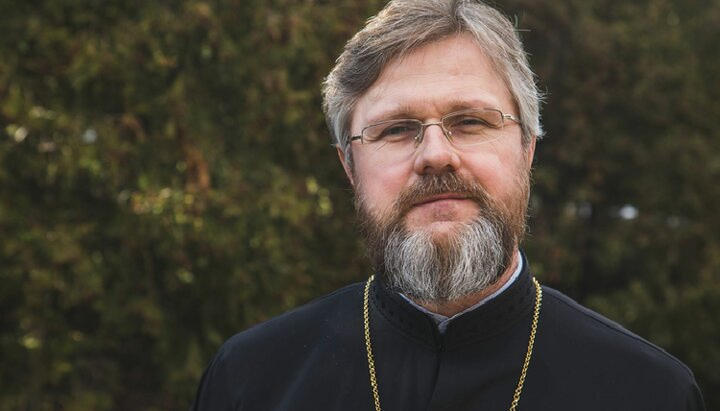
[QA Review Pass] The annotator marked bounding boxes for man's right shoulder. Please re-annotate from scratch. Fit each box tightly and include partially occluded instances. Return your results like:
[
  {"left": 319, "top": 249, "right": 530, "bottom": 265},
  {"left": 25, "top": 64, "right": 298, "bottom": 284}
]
[
  {"left": 191, "top": 282, "right": 368, "bottom": 410},
  {"left": 217, "top": 281, "right": 365, "bottom": 360}
]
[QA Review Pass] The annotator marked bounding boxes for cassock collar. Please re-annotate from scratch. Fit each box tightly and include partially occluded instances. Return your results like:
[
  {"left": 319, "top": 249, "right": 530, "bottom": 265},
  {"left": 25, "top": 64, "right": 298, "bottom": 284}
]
[
  {"left": 399, "top": 250, "right": 524, "bottom": 333},
  {"left": 371, "top": 251, "right": 536, "bottom": 350}
]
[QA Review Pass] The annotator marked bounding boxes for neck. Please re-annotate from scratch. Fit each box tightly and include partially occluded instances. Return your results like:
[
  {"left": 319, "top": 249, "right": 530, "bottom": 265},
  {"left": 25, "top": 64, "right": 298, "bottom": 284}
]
[{"left": 413, "top": 250, "right": 520, "bottom": 317}]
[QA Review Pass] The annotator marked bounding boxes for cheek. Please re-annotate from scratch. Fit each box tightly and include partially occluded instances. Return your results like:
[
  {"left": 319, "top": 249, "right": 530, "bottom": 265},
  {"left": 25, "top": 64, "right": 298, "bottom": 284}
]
[
  {"left": 463, "top": 149, "right": 528, "bottom": 201},
  {"left": 353, "top": 155, "right": 412, "bottom": 214}
]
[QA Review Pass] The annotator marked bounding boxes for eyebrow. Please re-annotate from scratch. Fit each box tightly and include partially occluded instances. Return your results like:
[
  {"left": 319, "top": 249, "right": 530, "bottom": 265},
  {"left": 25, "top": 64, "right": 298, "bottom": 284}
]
[{"left": 365, "top": 99, "right": 498, "bottom": 124}]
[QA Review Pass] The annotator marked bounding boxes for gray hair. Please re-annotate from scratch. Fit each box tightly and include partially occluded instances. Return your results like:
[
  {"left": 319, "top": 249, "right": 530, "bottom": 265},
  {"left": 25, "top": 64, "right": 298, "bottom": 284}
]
[
  {"left": 322, "top": 0, "right": 543, "bottom": 164},
  {"left": 383, "top": 216, "right": 507, "bottom": 303}
]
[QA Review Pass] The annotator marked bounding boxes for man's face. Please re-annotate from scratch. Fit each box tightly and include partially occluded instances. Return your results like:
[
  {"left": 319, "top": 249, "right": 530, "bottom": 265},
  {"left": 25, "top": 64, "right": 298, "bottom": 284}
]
[
  {"left": 343, "top": 34, "right": 535, "bottom": 243},
  {"left": 339, "top": 34, "right": 535, "bottom": 301}
]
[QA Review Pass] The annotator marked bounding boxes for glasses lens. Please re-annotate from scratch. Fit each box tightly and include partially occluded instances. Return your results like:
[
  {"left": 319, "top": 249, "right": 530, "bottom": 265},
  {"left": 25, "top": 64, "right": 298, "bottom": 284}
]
[
  {"left": 443, "top": 109, "right": 504, "bottom": 146},
  {"left": 362, "top": 120, "right": 421, "bottom": 144},
  {"left": 358, "top": 120, "right": 420, "bottom": 158}
]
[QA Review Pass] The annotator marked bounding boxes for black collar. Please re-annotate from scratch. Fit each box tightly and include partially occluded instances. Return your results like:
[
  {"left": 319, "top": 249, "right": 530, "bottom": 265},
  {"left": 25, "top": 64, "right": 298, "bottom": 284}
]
[{"left": 370, "top": 252, "right": 536, "bottom": 350}]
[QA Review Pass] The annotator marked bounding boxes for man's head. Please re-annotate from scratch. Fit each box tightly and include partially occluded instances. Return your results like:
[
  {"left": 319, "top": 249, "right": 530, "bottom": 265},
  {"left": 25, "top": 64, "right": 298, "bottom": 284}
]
[
  {"left": 323, "top": 0, "right": 542, "bottom": 162},
  {"left": 322, "top": 0, "right": 542, "bottom": 305}
]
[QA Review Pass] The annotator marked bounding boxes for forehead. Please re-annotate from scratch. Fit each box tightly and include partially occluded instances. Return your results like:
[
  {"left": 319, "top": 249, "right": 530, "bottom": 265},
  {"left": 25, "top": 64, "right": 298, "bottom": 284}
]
[{"left": 352, "top": 34, "right": 513, "bottom": 128}]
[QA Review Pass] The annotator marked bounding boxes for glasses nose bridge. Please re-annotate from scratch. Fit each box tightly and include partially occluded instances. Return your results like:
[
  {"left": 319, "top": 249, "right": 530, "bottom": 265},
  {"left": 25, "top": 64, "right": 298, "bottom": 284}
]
[{"left": 415, "top": 120, "right": 451, "bottom": 146}]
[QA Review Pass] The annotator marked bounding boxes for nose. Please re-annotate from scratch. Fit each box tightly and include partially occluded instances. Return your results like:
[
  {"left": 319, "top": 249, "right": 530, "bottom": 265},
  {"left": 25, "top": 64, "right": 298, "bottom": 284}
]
[{"left": 413, "top": 122, "right": 461, "bottom": 175}]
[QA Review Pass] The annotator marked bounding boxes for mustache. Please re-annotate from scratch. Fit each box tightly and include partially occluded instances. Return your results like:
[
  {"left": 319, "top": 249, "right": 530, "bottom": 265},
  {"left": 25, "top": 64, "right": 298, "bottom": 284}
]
[{"left": 392, "top": 173, "right": 493, "bottom": 219}]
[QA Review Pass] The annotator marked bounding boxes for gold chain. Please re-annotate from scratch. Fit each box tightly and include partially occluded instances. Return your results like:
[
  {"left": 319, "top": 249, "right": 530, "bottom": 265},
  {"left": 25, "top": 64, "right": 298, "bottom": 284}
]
[
  {"left": 363, "top": 275, "right": 382, "bottom": 411},
  {"left": 509, "top": 277, "right": 542, "bottom": 411},
  {"left": 363, "top": 275, "right": 543, "bottom": 411}
]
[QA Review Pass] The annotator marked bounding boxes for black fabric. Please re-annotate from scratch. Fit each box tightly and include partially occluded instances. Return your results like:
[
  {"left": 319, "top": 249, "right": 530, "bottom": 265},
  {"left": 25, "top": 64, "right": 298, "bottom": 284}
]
[{"left": 192, "top": 255, "right": 705, "bottom": 411}]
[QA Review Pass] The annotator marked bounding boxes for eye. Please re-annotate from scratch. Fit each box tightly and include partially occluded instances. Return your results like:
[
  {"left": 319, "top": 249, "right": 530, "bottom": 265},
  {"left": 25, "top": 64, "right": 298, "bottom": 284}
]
[
  {"left": 447, "top": 115, "right": 492, "bottom": 132},
  {"left": 365, "top": 121, "right": 419, "bottom": 142},
  {"left": 381, "top": 124, "right": 413, "bottom": 137},
  {"left": 445, "top": 111, "right": 504, "bottom": 136}
]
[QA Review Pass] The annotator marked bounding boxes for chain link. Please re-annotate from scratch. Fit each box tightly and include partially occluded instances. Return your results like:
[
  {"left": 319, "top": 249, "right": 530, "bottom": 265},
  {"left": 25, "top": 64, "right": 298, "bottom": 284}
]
[
  {"left": 509, "top": 277, "right": 542, "bottom": 411},
  {"left": 363, "top": 275, "right": 543, "bottom": 411},
  {"left": 364, "top": 275, "right": 382, "bottom": 411}
]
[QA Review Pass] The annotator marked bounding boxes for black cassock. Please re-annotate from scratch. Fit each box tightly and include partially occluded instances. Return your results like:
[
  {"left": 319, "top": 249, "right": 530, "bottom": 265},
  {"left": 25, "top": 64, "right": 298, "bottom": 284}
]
[{"left": 192, "top": 254, "right": 705, "bottom": 411}]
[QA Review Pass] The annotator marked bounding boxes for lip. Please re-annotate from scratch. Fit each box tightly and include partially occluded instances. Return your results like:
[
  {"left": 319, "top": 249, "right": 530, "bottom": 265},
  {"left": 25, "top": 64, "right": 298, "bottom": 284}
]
[{"left": 413, "top": 193, "right": 470, "bottom": 207}]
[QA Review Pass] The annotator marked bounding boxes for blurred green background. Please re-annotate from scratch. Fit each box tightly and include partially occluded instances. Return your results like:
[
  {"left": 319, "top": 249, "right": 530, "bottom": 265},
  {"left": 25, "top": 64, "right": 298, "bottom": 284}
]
[{"left": 1, "top": 0, "right": 718, "bottom": 409}]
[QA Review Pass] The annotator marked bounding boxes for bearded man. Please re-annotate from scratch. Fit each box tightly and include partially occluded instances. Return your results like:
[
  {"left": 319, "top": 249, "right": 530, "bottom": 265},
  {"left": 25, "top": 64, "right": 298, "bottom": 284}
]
[{"left": 192, "top": 0, "right": 704, "bottom": 410}]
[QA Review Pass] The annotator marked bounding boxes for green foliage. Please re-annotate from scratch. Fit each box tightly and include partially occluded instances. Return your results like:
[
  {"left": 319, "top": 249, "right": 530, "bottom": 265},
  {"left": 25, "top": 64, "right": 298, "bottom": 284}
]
[{"left": 0, "top": 0, "right": 717, "bottom": 409}]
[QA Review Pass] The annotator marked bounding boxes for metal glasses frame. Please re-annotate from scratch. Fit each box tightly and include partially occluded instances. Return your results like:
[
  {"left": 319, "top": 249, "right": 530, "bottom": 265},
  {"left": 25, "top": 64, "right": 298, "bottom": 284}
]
[{"left": 348, "top": 108, "right": 521, "bottom": 148}]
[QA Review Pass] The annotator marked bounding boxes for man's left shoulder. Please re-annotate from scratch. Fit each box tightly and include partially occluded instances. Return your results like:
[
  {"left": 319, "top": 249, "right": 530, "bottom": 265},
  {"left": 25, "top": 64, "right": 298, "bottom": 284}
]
[
  {"left": 537, "top": 286, "right": 704, "bottom": 409},
  {"left": 541, "top": 286, "right": 697, "bottom": 380}
]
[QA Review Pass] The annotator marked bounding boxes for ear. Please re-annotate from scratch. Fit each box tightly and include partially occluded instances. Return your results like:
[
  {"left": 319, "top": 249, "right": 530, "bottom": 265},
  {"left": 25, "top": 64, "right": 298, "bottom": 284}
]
[
  {"left": 525, "top": 136, "right": 537, "bottom": 169},
  {"left": 336, "top": 146, "right": 355, "bottom": 186}
]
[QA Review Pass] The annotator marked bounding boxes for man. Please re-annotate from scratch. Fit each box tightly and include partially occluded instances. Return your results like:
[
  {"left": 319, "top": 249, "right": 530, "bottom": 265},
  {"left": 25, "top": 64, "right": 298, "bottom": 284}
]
[{"left": 192, "top": 0, "right": 705, "bottom": 410}]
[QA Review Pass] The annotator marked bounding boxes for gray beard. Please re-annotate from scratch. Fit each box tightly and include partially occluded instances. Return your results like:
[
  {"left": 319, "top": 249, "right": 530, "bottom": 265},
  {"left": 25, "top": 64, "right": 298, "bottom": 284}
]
[
  {"left": 356, "top": 173, "right": 526, "bottom": 306},
  {"left": 383, "top": 216, "right": 506, "bottom": 304}
]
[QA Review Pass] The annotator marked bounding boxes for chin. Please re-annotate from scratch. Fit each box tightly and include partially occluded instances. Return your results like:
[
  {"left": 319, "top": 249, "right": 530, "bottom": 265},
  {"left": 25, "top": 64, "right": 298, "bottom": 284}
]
[{"left": 411, "top": 221, "right": 468, "bottom": 243}]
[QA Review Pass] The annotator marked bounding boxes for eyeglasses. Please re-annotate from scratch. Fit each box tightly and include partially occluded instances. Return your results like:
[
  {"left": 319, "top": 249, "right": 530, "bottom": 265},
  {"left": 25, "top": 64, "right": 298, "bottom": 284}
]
[{"left": 349, "top": 108, "right": 521, "bottom": 157}]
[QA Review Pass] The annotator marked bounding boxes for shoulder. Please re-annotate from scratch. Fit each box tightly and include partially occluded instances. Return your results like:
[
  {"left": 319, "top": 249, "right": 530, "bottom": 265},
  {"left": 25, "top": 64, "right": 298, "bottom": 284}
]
[
  {"left": 542, "top": 286, "right": 694, "bottom": 375},
  {"left": 539, "top": 286, "right": 703, "bottom": 408},
  {"left": 218, "top": 283, "right": 363, "bottom": 366},
  {"left": 191, "top": 282, "right": 367, "bottom": 410}
]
